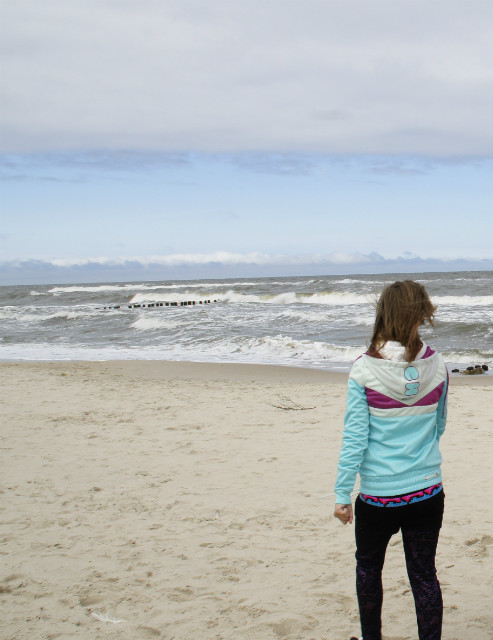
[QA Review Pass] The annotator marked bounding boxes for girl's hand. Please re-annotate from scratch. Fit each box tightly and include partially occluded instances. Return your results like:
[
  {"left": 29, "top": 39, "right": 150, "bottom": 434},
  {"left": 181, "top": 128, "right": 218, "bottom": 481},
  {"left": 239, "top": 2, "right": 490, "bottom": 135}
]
[{"left": 334, "top": 503, "right": 353, "bottom": 525}]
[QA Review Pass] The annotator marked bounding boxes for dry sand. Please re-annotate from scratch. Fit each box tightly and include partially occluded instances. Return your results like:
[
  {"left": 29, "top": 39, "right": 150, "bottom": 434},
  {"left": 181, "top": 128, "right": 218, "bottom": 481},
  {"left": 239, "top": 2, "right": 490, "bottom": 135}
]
[{"left": 0, "top": 361, "right": 491, "bottom": 640}]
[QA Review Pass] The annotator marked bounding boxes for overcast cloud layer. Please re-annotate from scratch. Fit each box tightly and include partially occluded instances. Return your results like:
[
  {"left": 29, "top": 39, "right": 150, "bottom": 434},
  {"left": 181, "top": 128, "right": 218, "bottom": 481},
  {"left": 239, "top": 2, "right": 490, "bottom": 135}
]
[{"left": 2, "top": 0, "right": 492, "bottom": 156}]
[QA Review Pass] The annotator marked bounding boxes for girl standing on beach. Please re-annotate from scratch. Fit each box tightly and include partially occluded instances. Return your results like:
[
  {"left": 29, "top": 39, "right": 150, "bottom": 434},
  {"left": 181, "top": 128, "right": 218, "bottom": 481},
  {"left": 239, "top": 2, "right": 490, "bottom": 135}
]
[{"left": 334, "top": 280, "right": 448, "bottom": 640}]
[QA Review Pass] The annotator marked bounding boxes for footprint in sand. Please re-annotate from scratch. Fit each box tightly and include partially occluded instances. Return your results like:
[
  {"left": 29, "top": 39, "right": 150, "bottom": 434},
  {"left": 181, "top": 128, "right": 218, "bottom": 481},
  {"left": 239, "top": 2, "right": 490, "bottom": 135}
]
[
  {"left": 1, "top": 574, "right": 27, "bottom": 593},
  {"left": 79, "top": 595, "right": 104, "bottom": 607},
  {"left": 271, "top": 619, "right": 303, "bottom": 637},
  {"left": 465, "top": 534, "right": 493, "bottom": 558},
  {"left": 137, "top": 625, "right": 162, "bottom": 637},
  {"left": 167, "top": 586, "right": 195, "bottom": 602},
  {"left": 270, "top": 615, "right": 318, "bottom": 637}
]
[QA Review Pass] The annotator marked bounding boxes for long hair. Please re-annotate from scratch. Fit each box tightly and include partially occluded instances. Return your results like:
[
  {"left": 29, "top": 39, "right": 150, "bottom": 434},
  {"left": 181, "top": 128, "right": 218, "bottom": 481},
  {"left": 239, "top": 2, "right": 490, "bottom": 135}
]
[{"left": 368, "top": 280, "right": 436, "bottom": 362}]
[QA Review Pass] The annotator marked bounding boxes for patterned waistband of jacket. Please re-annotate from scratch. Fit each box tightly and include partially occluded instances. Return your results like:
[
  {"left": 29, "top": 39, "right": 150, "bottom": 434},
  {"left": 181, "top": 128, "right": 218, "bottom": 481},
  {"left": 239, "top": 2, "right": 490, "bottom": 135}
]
[{"left": 359, "top": 483, "right": 443, "bottom": 507}]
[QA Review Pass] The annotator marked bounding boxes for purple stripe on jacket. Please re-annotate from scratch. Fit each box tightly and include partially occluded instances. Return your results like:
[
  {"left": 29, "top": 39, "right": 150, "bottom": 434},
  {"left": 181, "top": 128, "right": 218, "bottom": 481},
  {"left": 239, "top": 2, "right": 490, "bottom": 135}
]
[
  {"left": 421, "top": 346, "right": 436, "bottom": 359},
  {"left": 365, "top": 381, "right": 445, "bottom": 409}
]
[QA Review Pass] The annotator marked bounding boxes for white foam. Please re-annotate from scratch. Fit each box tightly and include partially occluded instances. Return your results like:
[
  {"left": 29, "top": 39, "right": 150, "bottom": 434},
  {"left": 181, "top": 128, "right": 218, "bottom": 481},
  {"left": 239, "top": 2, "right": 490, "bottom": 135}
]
[
  {"left": 0, "top": 306, "right": 99, "bottom": 324},
  {"left": 276, "top": 291, "right": 370, "bottom": 305},
  {"left": 48, "top": 281, "right": 259, "bottom": 295},
  {"left": 442, "top": 351, "right": 493, "bottom": 365},
  {"left": 279, "top": 309, "right": 330, "bottom": 323},
  {"left": 0, "top": 307, "right": 36, "bottom": 322},
  {"left": 160, "top": 281, "right": 258, "bottom": 289},
  {"left": 128, "top": 289, "right": 373, "bottom": 306},
  {"left": 49, "top": 284, "right": 153, "bottom": 294},
  {"left": 48, "top": 310, "right": 92, "bottom": 320},
  {"left": 338, "top": 278, "right": 386, "bottom": 285},
  {"left": 153, "top": 290, "right": 373, "bottom": 306},
  {"left": 2, "top": 339, "right": 490, "bottom": 373},
  {"left": 0, "top": 335, "right": 364, "bottom": 367},
  {"left": 131, "top": 317, "right": 181, "bottom": 331},
  {"left": 129, "top": 292, "right": 220, "bottom": 304},
  {"left": 278, "top": 309, "right": 374, "bottom": 325},
  {"left": 195, "top": 334, "right": 366, "bottom": 365},
  {"left": 437, "top": 309, "right": 493, "bottom": 324},
  {"left": 433, "top": 295, "right": 493, "bottom": 307},
  {"left": 349, "top": 314, "right": 375, "bottom": 326}
]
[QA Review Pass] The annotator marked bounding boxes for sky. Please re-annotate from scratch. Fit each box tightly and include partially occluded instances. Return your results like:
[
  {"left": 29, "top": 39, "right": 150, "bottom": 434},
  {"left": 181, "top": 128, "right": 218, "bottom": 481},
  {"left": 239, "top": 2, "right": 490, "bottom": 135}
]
[{"left": 1, "top": 0, "right": 492, "bottom": 285}]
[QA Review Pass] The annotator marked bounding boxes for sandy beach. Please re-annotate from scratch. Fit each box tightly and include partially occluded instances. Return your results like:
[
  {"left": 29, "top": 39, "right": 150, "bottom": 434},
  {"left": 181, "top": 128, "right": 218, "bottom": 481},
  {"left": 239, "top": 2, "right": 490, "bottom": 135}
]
[{"left": 0, "top": 361, "right": 491, "bottom": 640}]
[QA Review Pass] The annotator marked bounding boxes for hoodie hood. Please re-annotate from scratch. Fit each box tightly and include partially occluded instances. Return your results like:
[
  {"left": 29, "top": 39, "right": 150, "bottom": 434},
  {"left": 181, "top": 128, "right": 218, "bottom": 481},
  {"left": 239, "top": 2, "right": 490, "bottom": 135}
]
[
  {"left": 351, "top": 343, "right": 446, "bottom": 406},
  {"left": 377, "top": 340, "right": 427, "bottom": 362}
]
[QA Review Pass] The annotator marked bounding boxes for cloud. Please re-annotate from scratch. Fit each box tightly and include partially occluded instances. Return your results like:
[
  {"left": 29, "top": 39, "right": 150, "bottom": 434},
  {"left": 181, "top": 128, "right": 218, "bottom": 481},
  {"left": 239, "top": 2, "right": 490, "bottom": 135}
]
[
  {"left": 1, "top": 252, "right": 490, "bottom": 285},
  {"left": 32, "top": 251, "right": 381, "bottom": 268},
  {"left": 1, "top": 0, "right": 491, "bottom": 156}
]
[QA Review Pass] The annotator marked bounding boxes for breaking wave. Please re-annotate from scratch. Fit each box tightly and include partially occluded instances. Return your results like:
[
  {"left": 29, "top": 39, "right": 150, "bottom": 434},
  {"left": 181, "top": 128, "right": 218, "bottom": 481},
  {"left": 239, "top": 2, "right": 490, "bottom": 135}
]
[
  {"left": 128, "top": 290, "right": 372, "bottom": 306},
  {"left": 131, "top": 317, "right": 182, "bottom": 331},
  {"left": 433, "top": 295, "right": 493, "bottom": 307}
]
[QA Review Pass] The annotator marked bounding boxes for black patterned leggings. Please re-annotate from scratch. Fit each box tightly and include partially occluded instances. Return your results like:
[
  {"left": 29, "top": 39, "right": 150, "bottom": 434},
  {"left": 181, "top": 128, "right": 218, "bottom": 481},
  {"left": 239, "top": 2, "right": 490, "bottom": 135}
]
[{"left": 354, "top": 490, "right": 444, "bottom": 640}]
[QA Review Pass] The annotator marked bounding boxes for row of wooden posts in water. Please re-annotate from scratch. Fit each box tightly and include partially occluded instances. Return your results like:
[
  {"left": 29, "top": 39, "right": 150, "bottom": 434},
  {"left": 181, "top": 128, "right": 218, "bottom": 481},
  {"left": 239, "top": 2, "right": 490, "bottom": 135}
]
[{"left": 102, "top": 299, "right": 221, "bottom": 310}]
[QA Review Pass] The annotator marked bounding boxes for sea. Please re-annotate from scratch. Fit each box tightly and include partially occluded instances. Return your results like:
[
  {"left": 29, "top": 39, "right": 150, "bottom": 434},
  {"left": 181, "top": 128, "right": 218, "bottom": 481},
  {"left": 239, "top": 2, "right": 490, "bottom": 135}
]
[{"left": 0, "top": 271, "right": 491, "bottom": 372}]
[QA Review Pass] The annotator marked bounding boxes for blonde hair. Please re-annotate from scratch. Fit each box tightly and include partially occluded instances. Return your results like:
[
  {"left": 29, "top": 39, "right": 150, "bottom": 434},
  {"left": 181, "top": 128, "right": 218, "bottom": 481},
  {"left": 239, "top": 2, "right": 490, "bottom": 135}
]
[{"left": 368, "top": 280, "right": 436, "bottom": 362}]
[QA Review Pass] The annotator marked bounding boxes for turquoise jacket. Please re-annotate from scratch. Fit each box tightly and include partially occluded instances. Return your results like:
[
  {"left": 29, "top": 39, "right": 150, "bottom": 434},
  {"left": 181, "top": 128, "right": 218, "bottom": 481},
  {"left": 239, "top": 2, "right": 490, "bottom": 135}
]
[{"left": 335, "top": 344, "right": 448, "bottom": 504}]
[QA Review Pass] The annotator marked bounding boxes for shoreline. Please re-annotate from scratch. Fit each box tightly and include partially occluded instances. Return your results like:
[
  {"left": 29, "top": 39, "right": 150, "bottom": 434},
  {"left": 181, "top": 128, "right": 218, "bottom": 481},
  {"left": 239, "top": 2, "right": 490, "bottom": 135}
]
[{"left": 1, "top": 359, "right": 491, "bottom": 385}]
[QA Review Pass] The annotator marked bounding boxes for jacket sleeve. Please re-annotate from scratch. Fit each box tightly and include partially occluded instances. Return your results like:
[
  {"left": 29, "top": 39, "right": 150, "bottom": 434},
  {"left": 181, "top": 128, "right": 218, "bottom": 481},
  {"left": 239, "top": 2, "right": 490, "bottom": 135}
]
[
  {"left": 436, "top": 371, "right": 449, "bottom": 441},
  {"left": 334, "top": 378, "right": 370, "bottom": 504}
]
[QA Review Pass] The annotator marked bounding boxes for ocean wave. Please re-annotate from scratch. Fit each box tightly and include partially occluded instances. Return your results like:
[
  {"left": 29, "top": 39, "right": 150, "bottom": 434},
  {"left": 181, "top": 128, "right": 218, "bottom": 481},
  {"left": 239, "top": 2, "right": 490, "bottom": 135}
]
[
  {"left": 48, "top": 284, "right": 162, "bottom": 294},
  {"left": 228, "top": 290, "right": 372, "bottom": 305},
  {"left": 338, "top": 278, "right": 386, "bottom": 285},
  {"left": 129, "top": 292, "right": 223, "bottom": 304},
  {"left": 279, "top": 309, "right": 330, "bottom": 323},
  {"left": 0, "top": 306, "right": 49, "bottom": 324},
  {"left": 1, "top": 337, "right": 490, "bottom": 371},
  {"left": 228, "top": 335, "right": 364, "bottom": 363},
  {"left": 279, "top": 309, "right": 374, "bottom": 325},
  {"left": 0, "top": 306, "right": 98, "bottom": 324},
  {"left": 442, "top": 350, "right": 493, "bottom": 365},
  {"left": 158, "top": 281, "right": 259, "bottom": 289},
  {"left": 436, "top": 310, "right": 493, "bottom": 325},
  {"left": 47, "top": 281, "right": 260, "bottom": 295},
  {"left": 131, "top": 317, "right": 181, "bottom": 331},
  {"left": 0, "top": 336, "right": 364, "bottom": 367},
  {"left": 44, "top": 310, "right": 90, "bottom": 321},
  {"left": 347, "top": 315, "right": 374, "bottom": 326},
  {"left": 433, "top": 295, "right": 493, "bottom": 307},
  {"left": 46, "top": 285, "right": 493, "bottom": 309},
  {"left": 128, "top": 290, "right": 374, "bottom": 306}
]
